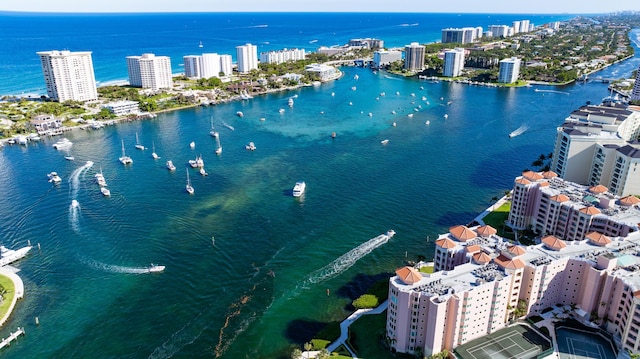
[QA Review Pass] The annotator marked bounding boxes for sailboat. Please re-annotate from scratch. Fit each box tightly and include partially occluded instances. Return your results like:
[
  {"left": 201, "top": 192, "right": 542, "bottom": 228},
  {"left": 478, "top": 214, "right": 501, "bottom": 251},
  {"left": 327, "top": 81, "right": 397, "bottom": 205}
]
[
  {"left": 151, "top": 141, "right": 159, "bottom": 159},
  {"left": 198, "top": 41, "right": 203, "bottom": 48},
  {"left": 135, "top": 133, "right": 145, "bottom": 150},
  {"left": 185, "top": 169, "right": 194, "bottom": 194},
  {"left": 213, "top": 132, "right": 222, "bottom": 155},
  {"left": 119, "top": 140, "right": 133, "bottom": 165},
  {"left": 209, "top": 118, "right": 217, "bottom": 137}
]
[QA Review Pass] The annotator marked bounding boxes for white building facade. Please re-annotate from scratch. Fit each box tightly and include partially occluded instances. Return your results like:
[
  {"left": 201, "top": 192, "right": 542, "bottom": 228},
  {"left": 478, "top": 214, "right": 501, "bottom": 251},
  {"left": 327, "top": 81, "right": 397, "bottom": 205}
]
[
  {"left": 372, "top": 50, "right": 403, "bottom": 68},
  {"left": 259, "top": 48, "right": 305, "bottom": 64},
  {"left": 126, "top": 53, "right": 173, "bottom": 90},
  {"left": 498, "top": 57, "right": 521, "bottom": 83},
  {"left": 404, "top": 42, "right": 425, "bottom": 72},
  {"left": 37, "top": 50, "right": 98, "bottom": 102},
  {"left": 443, "top": 48, "right": 465, "bottom": 77},
  {"left": 236, "top": 43, "right": 258, "bottom": 73},
  {"left": 631, "top": 63, "right": 640, "bottom": 101}
]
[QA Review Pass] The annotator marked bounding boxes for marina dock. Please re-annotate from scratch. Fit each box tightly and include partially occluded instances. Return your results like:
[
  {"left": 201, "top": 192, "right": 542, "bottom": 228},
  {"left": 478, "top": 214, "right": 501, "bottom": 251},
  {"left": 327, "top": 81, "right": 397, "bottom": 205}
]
[{"left": 0, "top": 327, "right": 25, "bottom": 350}]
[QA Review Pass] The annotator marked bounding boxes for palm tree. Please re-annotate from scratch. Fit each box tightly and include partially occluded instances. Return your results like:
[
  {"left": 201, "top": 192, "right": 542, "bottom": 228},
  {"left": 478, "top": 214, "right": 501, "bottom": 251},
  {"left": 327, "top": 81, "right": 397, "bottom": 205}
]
[{"left": 303, "top": 342, "right": 312, "bottom": 359}]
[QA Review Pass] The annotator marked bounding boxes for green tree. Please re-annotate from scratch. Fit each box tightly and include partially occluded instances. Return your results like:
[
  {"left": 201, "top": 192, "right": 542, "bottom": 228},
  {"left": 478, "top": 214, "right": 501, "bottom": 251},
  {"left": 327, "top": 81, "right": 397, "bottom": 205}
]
[{"left": 352, "top": 294, "right": 379, "bottom": 309}]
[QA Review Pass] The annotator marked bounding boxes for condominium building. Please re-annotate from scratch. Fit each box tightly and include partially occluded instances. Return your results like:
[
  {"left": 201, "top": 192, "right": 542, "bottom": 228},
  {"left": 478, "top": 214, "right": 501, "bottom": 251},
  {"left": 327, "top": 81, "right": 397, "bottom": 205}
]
[
  {"left": 259, "top": 48, "right": 305, "bottom": 64},
  {"left": 236, "top": 43, "right": 258, "bottom": 73},
  {"left": 219, "top": 55, "right": 233, "bottom": 77},
  {"left": 521, "top": 20, "right": 531, "bottom": 33},
  {"left": 404, "top": 42, "right": 425, "bottom": 72},
  {"left": 372, "top": 50, "right": 402, "bottom": 68},
  {"left": 498, "top": 57, "right": 521, "bottom": 83},
  {"left": 631, "top": 63, "right": 640, "bottom": 101},
  {"left": 184, "top": 53, "right": 228, "bottom": 79},
  {"left": 488, "top": 25, "right": 510, "bottom": 38},
  {"left": 512, "top": 21, "right": 522, "bottom": 34},
  {"left": 550, "top": 101, "right": 640, "bottom": 195},
  {"left": 102, "top": 100, "right": 140, "bottom": 116},
  {"left": 443, "top": 48, "right": 465, "bottom": 77},
  {"left": 37, "top": 50, "right": 98, "bottom": 102},
  {"left": 304, "top": 63, "right": 340, "bottom": 82},
  {"left": 126, "top": 53, "right": 173, "bottom": 90},
  {"left": 441, "top": 28, "right": 477, "bottom": 44},
  {"left": 348, "top": 38, "right": 384, "bottom": 49},
  {"left": 387, "top": 177, "right": 640, "bottom": 356},
  {"left": 183, "top": 55, "right": 203, "bottom": 78},
  {"left": 549, "top": 21, "right": 561, "bottom": 31}
]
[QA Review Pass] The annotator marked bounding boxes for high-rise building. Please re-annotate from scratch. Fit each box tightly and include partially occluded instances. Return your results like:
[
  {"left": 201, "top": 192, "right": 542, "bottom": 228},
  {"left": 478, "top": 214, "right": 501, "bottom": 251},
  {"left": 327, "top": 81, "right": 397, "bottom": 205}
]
[
  {"left": 372, "top": 50, "right": 403, "bottom": 69},
  {"left": 183, "top": 55, "right": 202, "bottom": 78},
  {"left": 126, "top": 53, "right": 173, "bottom": 90},
  {"left": 443, "top": 48, "right": 465, "bottom": 77},
  {"left": 183, "top": 53, "right": 230, "bottom": 79},
  {"left": 201, "top": 53, "right": 222, "bottom": 78},
  {"left": 404, "top": 42, "right": 425, "bottom": 72},
  {"left": 37, "top": 50, "right": 98, "bottom": 102},
  {"left": 219, "top": 55, "right": 233, "bottom": 77},
  {"left": 631, "top": 63, "right": 640, "bottom": 101},
  {"left": 498, "top": 57, "right": 521, "bottom": 83},
  {"left": 259, "top": 48, "right": 305, "bottom": 64},
  {"left": 488, "top": 25, "right": 510, "bottom": 38},
  {"left": 236, "top": 43, "right": 258, "bottom": 73},
  {"left": 441, "top": 28, "right": 477, "bottom": 44},
  {"left": 520, "top": 20, "right": 531, "bottom": 33}
]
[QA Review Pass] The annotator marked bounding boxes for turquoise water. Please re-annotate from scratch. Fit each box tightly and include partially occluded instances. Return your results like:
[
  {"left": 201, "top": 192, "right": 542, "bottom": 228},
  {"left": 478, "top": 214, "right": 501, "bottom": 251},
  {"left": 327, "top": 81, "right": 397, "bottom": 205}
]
[{"left": 0, "top": 66, "right": 619, "bottom": 358}]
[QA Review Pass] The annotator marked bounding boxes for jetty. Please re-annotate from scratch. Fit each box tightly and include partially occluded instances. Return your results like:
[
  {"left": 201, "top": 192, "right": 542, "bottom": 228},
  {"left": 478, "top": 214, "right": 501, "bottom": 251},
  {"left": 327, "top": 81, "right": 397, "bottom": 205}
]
[
  {"left": 0, "top": 246, "right": 32, "bottom": 267},
  {"left": 0, "top": 328, "right": 25, "bottom": 350}
]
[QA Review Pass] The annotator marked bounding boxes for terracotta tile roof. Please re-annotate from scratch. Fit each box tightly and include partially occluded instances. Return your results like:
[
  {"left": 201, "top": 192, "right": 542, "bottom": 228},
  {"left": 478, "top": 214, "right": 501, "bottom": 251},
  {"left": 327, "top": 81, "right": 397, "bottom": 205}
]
[
  {"left": 472, "top": 252, "right": 492, "bottom": 265},
  {"left": 494, "top": 254, "right": 525, "bottom": 269},
  {"left": 635, "top": 290, "right": 640, "bottom": 299},
  {"left": 465, "top": 245, "right": 481, "bottom": 253},
  {"left": 550, "top": 194, "right": 570, "bottom": 203},
  {"left": 588, "top": 184, "right": 608, "bottom": 194},
  {"left": 541, "top": 170, "right": 558, "bottom": 179},
  {"left": 515, "top": 178, "right": 531, "bottom": 185},
  {"left": 476, "top": 225, "right": 497, "bottom": 237},
  {"left": 449, "top": 225, "right": 477, "bottom": 242},
  {"left": 539, "top": 181, "right": 550, "bottom": 187},
  {"left": 620, "top": 196, "right": 640, "bottom": 206},
  {"left": 395, "top": 266, "right": 422, "bottom": 285},
  {"left": 435, "top": 238, "right": 456, "bottom": 249},
  {"left": 542, "top": 235, "right": 566, "bottom": 251},
  {"left": 586, "top": 231, "right": 612, "bottom": 246},
  {"left": 522, "top": 171, "right": 543, "bottom": 181},
  {"left": 579, "top": 206, "right": 601, "bottom": 215},
  {"left": 508, "top": 245, "right": 526, "bottom": 256}
]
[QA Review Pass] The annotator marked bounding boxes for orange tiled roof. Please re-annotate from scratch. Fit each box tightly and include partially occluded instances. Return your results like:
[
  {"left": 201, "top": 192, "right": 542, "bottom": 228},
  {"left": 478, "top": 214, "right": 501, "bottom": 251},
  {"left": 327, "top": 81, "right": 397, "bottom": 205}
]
[
  {"left": 465, "top": 245, "right": 481, "bottom": 253},
  {"left": 539, "top": 181, "right": 550, "bottom": 187},
  {"left": 542, "top": 235, "right": 566, "bottom": 251},
  {"left": 620, "top": 196, "right": 640, "bottom": 206},
  {"left": 449, "top": 225, "right": 476, "bottom": 242},
  {"left": 550, "top": 194, "right": 570, "bottom": 203},
  {"left": 588, "top": 184, "right": 608, "bottom": 194},
  {"left": 515, "top": 178, "right": 531, "bottom": 185},
  {"left": 395, "top": 266, "right": 422, "bottom": 285},
  {"left": 586, "top": 231, "right": 611, "bottom": 246},
  {"left": 494, "top": 254, "right": 525, "bottom": 270},
  {"left": 435, "top": 238, "right": 456, "bottom": 249},
  {"left": 522, "top": 171, "right": 543, "bottom": 181},
  {"left": 541, "top": 170, "right": 558, "bottom": 179},
  {"left": 472, "top": 252, "right": 491, "bottom": 265},
  {"left": 508, "top": 245, "right": 526, "bottom": 256},
  {"left": 579, "top": 206, "right": 601, "bottom": 215},
  {"left": 476, "top": 225, "right": 497, "bottom": 237}
]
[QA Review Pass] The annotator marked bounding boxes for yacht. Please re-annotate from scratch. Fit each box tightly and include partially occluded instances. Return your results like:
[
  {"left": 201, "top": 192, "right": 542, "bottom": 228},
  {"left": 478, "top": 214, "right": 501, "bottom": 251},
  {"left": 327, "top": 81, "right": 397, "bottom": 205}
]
[
  {"left": 166, "top": 160, "right": 176, "bottom": 171},
  {"left": 189, "top": 141, "right": 196, "bottom": 149},
  {"left": 16, "top": 136, "right": 28, "bottom": 145},
  {"left": 135, "top": 133, "right": 145, "bottom": 150},
  {"left": 71, "top": 199, "right": 79, "bottom": 208},
  {"left": 151, "top": 141, "right": 159, "bottom": 159},
  {"left": 443, "top": 114, "right": 448, "bottom": 119},
  {"left": 245, "top": 142, "right": 256, "bottom": 151},
  {"left": 100, "top": 187, "right": 111, "bottom": 196},
  {"left": 53, "top": 138, "right": 73, "bottom": 150},
  {"left": 188, "top": 155, "right": 204, "bottom": 168},
  {"left": 381, "top": 139, "right": 389, "bottom": 145},
  {"left": 200, "top": 167, "right": 208, "bottom": 176},
  {"left": 148, "top": 264, "right": 165, "bottom": 273},
  {"left": 279, "top": 108, "right": 285, "bottom": 114},
  {"left": 288, "top": 98, "right": 294, "bottom": 107},
  {"left": 119, "top": 140, "right": 133, "bottom": 165},
  {"left": 292, "top": 181, "right": 306, "bottom": 197},
  {"left": 236, "top": 111, "right": 244, "bottom": 118},
  {"left": 65, "top": 156, "right": 75, "bottom": 161},
  {"left": 95, "top": 168, "right": 107, "bottom": 187},
  {"left": 47, "top": 172, "right": 62, "bottom": 184},
  {"left": 185, "top": 169, "right": 194, "bottom": 194}
]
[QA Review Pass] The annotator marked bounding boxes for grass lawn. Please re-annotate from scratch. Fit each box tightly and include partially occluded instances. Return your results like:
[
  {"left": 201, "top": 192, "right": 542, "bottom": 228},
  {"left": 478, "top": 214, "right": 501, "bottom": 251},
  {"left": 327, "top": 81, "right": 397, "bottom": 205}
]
[
  {"left": 482, "top": 201, "right": 514, "bottom": 240},
  {"left": 419, "top": 265, "right": 434, "bottom": 274},
  {"left": 346, "top": 310, "right": 413, "bottom": 359},
  {"left": 0, "top": 274, "right": 16, "bottom": 319}
]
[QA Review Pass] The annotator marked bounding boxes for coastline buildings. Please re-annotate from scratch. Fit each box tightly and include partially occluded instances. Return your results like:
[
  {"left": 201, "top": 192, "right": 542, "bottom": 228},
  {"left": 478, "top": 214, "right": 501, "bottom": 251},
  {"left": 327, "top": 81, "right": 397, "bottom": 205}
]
[
  {"left": 488, "top": 25, "right": 510, "bottom": 38},
  {"left": 236, "top": 43, "right": 258, "bottom": 73},
  {"left": 372, "top": 50, "right": 403, "bottom": 69},
  {"left": 304, "top": 63, "right": 340, "bottom": 82},
  {"left": 498, "top": 57, "right": 521, "bottom": 83},
  {"left": 550, "top": 101, "right": 640, "bottom": 196},
  {"left": 348, "top": 38, "right": 384, "bottom": 49},
  {"left": 631, "top": 63, "right": 640, "bottom": 101},
  {"left": 443, "top": 48, "right": 465, "bottom": 77},
  {"left": 259, "top": 48, "right": 305, "bottom": 65},
  {"left": 404, "top": 42, "right": 425, "bottom": 72},
  {"left": 387, "top": 170, "right": 640, "bottom": 357},
  {"left": 441, "top": 28, "right": 477, "bottom": 44},
  {"left": 126, "top": 53, "right": 173, "bottom": 90},
  {"left": 183, "top": 53, "right": 233, "bottom": 79},
  {"left": 37, "top": 50, "right": 98, "bottom": 102}
]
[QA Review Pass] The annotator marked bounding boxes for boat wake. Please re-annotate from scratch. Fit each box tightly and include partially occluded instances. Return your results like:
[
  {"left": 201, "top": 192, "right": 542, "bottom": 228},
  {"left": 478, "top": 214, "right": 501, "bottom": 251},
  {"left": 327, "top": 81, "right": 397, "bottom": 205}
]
[
  {"left": 384, "top": 75, "right": 401, "bottom": 80},
  {"left": 82, "top": 257, "right": 154, "bottom": 274},
  {"left": 68, "top": 161, "right": 94, "bottom": 199},
  {"left": 533, "top": 88, "right": 569, "bottom": 95},
  {"left": 297, "top": 230, "right": 395, "bottom": 290},
  {"left": 221, "top": 121, "right": 235, "bottom": 131},
  {"left": 69, "top": 202, "right": 80, "bottom": 233},
  {"left": 509, "top": 124, "right": 529, "bottom": 138}
]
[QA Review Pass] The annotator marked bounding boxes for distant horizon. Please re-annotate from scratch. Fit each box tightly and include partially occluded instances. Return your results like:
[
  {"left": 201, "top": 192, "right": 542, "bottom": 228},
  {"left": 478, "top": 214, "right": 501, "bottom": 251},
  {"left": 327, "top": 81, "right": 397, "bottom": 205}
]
[{"left": 0, "top": 10, "right": 616, "bottom": 15}]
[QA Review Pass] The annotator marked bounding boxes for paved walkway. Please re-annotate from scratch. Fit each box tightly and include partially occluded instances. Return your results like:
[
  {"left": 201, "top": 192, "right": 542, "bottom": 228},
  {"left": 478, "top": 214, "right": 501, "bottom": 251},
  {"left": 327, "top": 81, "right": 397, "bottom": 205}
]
[{"left": 0, "top": 267, "right": 24, "bottom": 328}]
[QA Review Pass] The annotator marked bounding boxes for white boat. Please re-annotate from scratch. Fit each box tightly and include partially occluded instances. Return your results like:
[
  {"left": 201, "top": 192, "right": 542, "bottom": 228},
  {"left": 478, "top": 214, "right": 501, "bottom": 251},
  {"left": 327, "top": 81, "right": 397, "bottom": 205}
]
[
  {"left": 407, "top": 114, "right": 414, "bottom": 118},
  {"left": 47, "top": 172, "right": 62, "bottom": 184},
  {"left": 236, "top": 111, "right": 244, "bottom": 118},
  {"left": 443, "top": 114, "right": 448, "bottom": 119},
  {"left": 200, "top": 167, "right": 208, "bottom": 176},
  {"left": 353, "top": 74, "right": 359, "bottom": 80},
  {"left": 100, "top": 187, "right": 111, "bottom": 196},
  {"left": 119, "top": 140, "right": 133, "bottom": 165},
  {"left": 210, "top": 118, "right": 217, "bottom": 137},
  {"left": 292, "top": 181, "right": 306, "bottom": 197},
  {"left": 188, "top": 155, "right": 204, "bottom": 168},
  {"left": 426, "top": 120, "right": 430, "bottom": 125},
  {"left": 351, "top": 86, "right": 357, "bottom": 91},
  {"left": 151, "top": 141, "right": 159, "bottom": 159},
  {"left": 245, "top": 142, "right": 256, "bottom": 151},
  {"left": 166, "top": 160, "right": 176, "bottom": 171},
  {"left": 148, "top": 264, "right": 165, "bottom": 273},
  {"left": 16, "top": 136, "right": 28, "bottom": 145},
  {"left": 85, "top": 160, "right": 94, "bottom": 168},
  {"left": 95, "top": 168, "right": 107, "bottom": 187},
  {"left": 288, "top": 98, "right": 294, "bottom": 107},
  {"left": 53, "top": 138, "right": 73, "bottom": 150},
  {"left": 240, "top": 90, "right": 253, "bottom": 100},
  {"left": 198, "top": 41, "right": 203, "bottom": 48},
  {"left": 381, "top": 139, "right": 389, "bottom": 145},
  {"left": 279, "top": 108, "right": 285, "bottom": 114},
  {"left": 64, "top": 156, "right": 75, "bottom": 161},
  {"left": 71, "top": 199, "right": 79, "bottom": 208},
  {"left": 135, "top": 133, "right": 145, "bottom": 150},
  {"left": 189, "top": 141, "right": 196, "bottom": 149},
  {"left": 185, "top": 169, "right": 194, "bottom": 194}
]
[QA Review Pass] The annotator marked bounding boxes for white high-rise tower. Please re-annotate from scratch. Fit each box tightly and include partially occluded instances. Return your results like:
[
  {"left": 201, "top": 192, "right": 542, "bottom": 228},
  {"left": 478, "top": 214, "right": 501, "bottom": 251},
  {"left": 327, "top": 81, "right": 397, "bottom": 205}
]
[{"left": 37, "top": 50, "right": 98, "bottom": 102}]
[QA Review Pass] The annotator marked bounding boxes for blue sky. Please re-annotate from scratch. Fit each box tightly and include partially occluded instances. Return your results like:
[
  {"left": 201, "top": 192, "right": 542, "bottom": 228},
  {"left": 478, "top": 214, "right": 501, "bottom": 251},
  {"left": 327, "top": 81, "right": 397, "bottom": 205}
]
[{"left": 1, "top": 0, "right": 638, "bottom": 14}]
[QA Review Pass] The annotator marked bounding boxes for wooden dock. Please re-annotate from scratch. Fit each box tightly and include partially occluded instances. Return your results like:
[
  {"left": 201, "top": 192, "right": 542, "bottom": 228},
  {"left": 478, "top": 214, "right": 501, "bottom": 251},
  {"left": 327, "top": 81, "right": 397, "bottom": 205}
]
[{"left": 0, "top": 327, "right": 25, "bottom": 350}]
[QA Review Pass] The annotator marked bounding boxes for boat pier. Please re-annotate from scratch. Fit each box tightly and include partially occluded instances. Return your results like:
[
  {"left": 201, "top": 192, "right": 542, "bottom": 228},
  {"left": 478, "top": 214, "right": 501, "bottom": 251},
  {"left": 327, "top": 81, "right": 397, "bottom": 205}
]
[{"left": 0, "top": 327, "right": 25, "bottom": 350}]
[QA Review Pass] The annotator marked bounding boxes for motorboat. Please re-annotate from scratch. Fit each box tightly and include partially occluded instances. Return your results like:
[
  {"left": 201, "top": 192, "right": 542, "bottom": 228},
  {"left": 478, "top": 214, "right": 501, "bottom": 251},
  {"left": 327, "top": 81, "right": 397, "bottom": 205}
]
[
  {"left": 64, "top": 156, "right": 75, "bottom": 161},
  {"left": 148, "top": 264, "right": 165, "bottom": 273},
  {"left": 185, "top": 169, "right": 194, "bottom": 194},
  {"left": 279, "top": 108, "right": 285, "bottom": 114},
  {"left": 119, "top": 139, "right": 133, "bottom": 165},
  {"left": 236, "top": 111, "right": 244, "bottom": 118},
  {"left": 47, "top": 172, "right": 62, "bottom": 184},
  {"left": 292, "top": 181, "right": 306, "bottom": 197},
  {"left": 200, "top": 167, "right": 208, "bottom": 176},
  {"left": 210, "top": 118, "right": 217, "bottom": 137},
  {"left": 100, "top": 187, "right": 111, "bottom": 196},
  {"left": 189, "top": 141, "right": 195, "bottom": 149},
  {"left": 166, "top": 160, "right": 176, "bottom": 171},
  {"left": 135, "top": 133, "right": 145, "bottom": 150},
  {"left": 71, "top": 199, "right": 79, "bottom": 208},
  {"left": 245, "top": 142, "right": 256, "bottom": 151},
  {"left": 188, "top": 155, "right": 204, "bottom": 168},
  {"left": 443, "top": 114, "right": 448, "bottom": 119},
  {"left": 95, "top": 168, "right": 107, "bottom": 187},
  {"left": 151, "top": 141, "right": 159, "bottom": 159},
  {"left": 53, "top": 138, "right": 73, "bottom": 150},
  {"left": 16, "top": 136, "right": 28, "bottom": 145},
  {"left": 288, "top": 98, "right": 294, "bottom": 107},
  {"left": 381, "top": 139, "right": 389, "bottom": 145}
]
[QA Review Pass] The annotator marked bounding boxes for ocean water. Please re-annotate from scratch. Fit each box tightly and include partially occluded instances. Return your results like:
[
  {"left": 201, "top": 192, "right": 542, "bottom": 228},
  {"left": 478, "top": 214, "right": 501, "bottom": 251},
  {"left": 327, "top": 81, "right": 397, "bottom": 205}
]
[{"left": 0, "top": 12, "right": 638, "bottom": 359}]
